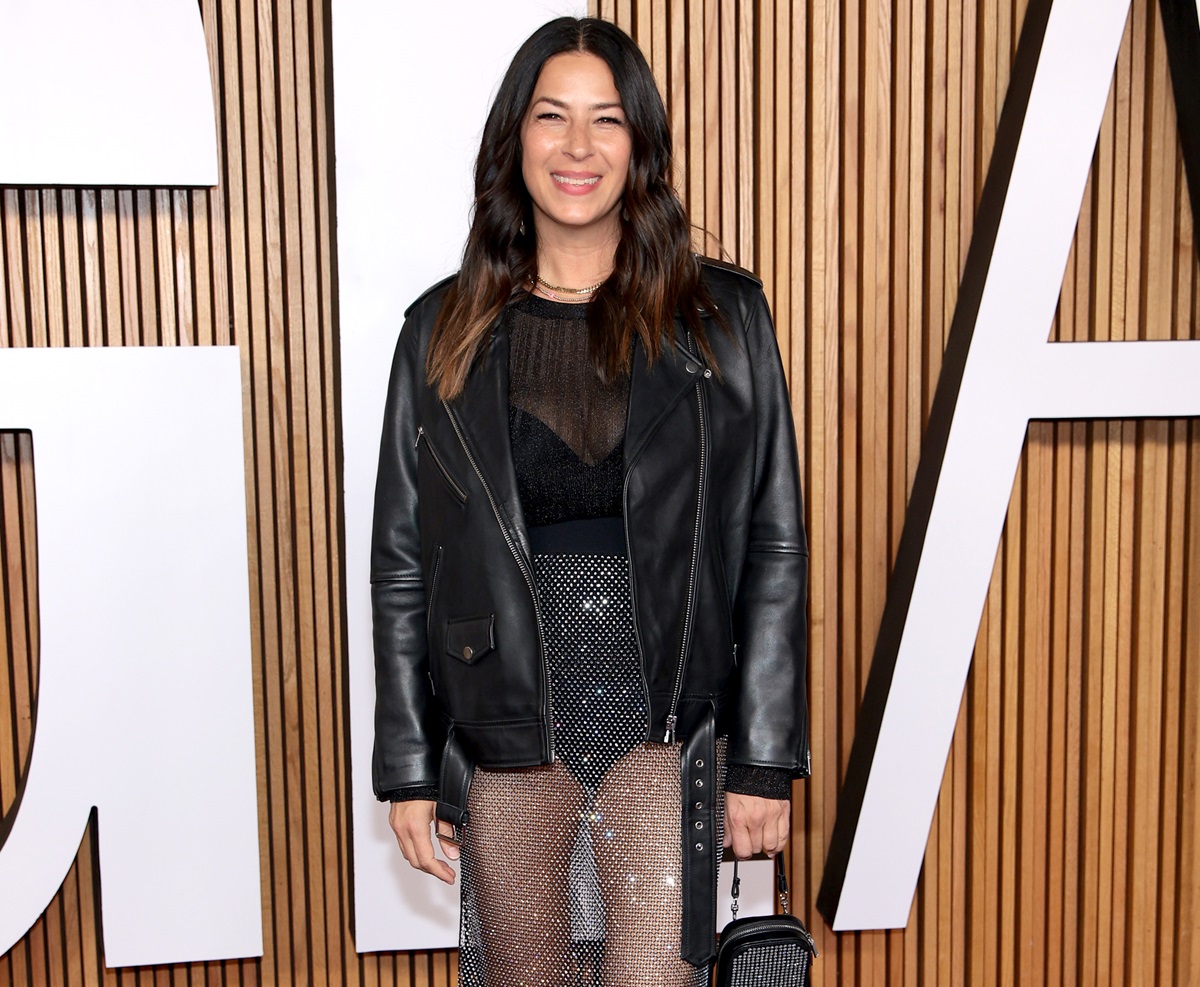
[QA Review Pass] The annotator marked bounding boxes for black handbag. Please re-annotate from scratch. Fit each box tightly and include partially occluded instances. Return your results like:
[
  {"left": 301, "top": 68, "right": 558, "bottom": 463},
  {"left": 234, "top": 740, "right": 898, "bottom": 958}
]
[{"left": 714, "top": 853, "right": 818, "bottom": 986}]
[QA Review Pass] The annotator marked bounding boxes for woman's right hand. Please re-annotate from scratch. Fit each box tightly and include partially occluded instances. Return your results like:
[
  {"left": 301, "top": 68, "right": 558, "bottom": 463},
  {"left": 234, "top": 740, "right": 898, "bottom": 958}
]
[{"left": 388, "top": 800, "right": 458, "bottom": 884}]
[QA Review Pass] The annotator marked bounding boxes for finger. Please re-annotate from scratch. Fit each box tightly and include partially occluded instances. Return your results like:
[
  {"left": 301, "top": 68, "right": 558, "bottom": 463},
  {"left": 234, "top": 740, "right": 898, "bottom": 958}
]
[
  {"left": 775, "top": 805, "right": 790, "bottom": 854},
  {"left": 731, "top": 820, "right": 754, "bottom": 860},
  {"left": 762, "top": 803, "right": 785, "bottom": 855},
  {"left": 436, "top": 819, "right": 461, "bottom": 860},
  {"left": 410, "top": 824, "right": 456, "bottom": 884},
  {"left": 748, "top": 822, "right": 764, "bottom": 856}
]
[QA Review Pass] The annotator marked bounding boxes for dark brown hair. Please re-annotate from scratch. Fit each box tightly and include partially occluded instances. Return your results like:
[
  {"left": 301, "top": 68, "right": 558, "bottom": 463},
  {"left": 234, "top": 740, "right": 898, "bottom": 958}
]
[{"left": 426, "top": 17, "right": 722, "bottom": 399}]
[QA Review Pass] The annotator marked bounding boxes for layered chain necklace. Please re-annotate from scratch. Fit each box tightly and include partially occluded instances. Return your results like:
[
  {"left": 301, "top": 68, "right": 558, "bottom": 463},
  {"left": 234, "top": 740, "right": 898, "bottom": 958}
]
[{"left": 531, "top": 274, "right": 605, "bottom": 302}]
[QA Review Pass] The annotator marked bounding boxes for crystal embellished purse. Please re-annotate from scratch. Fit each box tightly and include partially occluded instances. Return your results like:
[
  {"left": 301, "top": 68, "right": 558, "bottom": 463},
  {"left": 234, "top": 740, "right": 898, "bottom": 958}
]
[{"left": 714, "top": 853, "right": 818, "bottom": 987}]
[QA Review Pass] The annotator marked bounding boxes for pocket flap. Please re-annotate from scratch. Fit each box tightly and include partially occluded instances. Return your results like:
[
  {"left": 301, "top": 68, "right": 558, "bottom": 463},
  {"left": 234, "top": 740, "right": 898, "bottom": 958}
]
[{"left": 445, "top": 615, "right": 495, "bottom": 664}]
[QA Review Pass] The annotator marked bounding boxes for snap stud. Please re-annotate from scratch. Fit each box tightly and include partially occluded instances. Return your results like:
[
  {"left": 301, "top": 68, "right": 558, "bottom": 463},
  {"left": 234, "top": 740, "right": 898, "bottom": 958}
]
[
  {"left": 694, "top": 779, "right": 704, "bottom": 789},
  {"left": 462, "top": 645, "right": 474, "bottom": 661},
  {"left": 695, "top": 842, "right": 704, "bottom": 852},
  {"left": 695, "top": 758, "right": 704, "bottom": 768},
  {"left": 695, "top": 821, "right": 704, "bottom": 830}
]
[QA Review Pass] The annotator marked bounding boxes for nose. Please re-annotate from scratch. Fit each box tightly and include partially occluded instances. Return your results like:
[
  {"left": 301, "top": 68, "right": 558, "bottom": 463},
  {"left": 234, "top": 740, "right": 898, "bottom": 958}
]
[{"left": 563, "top": 119, "right": 592, "bottom": 159}]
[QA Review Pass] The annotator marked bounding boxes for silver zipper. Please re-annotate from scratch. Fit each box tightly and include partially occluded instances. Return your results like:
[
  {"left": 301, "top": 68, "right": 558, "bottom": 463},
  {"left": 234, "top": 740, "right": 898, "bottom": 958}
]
[
  {"left": 415, "top": 425, "right": 469, "bottom": 503},
  {"left": 664, "top": 348, "right": 710, "bottom": 743},
  {"left": 442, "top": 403, "right": 553, "bottom": 760}
]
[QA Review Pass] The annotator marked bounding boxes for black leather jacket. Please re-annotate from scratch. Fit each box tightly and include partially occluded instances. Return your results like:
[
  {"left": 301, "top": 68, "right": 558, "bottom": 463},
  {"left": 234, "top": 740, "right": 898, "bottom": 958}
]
[
  {"left": 372, "top": 255, "right": 809, "bottom": 787},
  {"left": 370, "top": 259, "right": 808, "bottom": 958}
]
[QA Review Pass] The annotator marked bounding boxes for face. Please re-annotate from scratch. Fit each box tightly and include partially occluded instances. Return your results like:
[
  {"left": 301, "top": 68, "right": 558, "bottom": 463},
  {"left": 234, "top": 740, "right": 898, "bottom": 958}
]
[{"left": 520, "top": 52, "right": 633, "bottom": 243}]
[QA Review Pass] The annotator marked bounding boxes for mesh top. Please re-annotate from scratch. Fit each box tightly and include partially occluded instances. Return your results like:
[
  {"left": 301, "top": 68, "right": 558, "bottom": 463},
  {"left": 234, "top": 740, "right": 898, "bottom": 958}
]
[{"left": 508, "top": 294, "right": 629, "bottom": 527}]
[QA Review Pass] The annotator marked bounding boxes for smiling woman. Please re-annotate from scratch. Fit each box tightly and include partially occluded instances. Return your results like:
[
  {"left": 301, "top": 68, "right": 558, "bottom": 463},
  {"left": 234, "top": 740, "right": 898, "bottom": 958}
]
[
  {"left": 519, "top": 52, "right": 632, "bottom": 259},
  {"left": 371, "top": 16, "right": 809, "bottom": 987}
]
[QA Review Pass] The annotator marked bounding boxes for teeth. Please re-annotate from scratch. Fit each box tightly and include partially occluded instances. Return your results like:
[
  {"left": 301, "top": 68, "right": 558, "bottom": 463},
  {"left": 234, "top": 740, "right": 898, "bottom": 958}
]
[{"left": 553, "top": 175, "right": 600, "bottom": 186}]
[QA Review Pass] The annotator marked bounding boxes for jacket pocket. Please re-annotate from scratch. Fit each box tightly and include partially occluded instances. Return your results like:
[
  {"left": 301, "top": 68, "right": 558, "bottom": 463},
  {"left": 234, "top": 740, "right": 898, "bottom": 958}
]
[
  {"left": 416, "top": 425, "right": 468, "bottom": 506},
  {"left": 445, "top": 614, "right": 496, "bottom": 665}
]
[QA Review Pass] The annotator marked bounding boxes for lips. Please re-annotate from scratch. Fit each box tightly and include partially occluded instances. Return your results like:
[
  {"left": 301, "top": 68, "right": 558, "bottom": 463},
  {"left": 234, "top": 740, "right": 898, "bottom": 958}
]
[{"left": 551, "top": 172, "right": 601, "bottom": 195}]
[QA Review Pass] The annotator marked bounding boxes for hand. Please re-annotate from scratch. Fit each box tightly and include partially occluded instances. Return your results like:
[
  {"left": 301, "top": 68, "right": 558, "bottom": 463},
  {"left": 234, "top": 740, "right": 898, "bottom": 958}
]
[
  {"left": 388, "top": 800, "right": 458, "bottom": 884},
  {"left": 723, "top": 792, "right": 790, "bottom": 859}
]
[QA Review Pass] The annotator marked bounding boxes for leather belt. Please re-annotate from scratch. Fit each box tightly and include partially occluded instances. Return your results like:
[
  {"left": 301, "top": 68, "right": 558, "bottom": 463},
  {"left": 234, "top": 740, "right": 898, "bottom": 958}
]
[
  {"left": 679, "top": 708, "right": 718, "bottom": 966},
  {"left": 435, "top": 727, "right": 474, "bottom": 836}
]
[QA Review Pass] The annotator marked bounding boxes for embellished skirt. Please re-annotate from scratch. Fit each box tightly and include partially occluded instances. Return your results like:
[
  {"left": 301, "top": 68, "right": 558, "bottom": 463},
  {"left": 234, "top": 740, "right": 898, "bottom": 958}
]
[{"left": 456, "top": 525, "right": 724, "bottom": 987}]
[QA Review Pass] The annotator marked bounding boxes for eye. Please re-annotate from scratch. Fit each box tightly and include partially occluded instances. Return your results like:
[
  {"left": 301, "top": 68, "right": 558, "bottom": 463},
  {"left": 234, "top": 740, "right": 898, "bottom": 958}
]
[
  {"left": 597, "top": 116, "right": 625, "bottom": 126},
  {"left": 536, "top": 111, "right": 564, "bottom": 122}
]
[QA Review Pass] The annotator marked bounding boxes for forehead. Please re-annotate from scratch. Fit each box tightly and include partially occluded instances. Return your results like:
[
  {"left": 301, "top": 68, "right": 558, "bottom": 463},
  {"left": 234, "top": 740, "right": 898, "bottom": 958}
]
[{"left": 530, "top": 52, "right": 621, "bottom": 103}]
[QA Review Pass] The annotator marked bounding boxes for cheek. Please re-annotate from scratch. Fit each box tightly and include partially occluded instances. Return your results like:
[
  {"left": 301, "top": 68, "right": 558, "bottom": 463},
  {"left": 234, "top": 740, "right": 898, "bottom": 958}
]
[
  {"left": 612, "top": 140, "right": 633, "bottom": 180},
  {"left": 519, "top": 145, "right": 541, "bottom": 193}
]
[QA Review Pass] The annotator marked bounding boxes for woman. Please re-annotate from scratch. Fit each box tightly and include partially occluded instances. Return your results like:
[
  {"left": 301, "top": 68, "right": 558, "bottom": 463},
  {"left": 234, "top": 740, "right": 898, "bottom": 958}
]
[{"left": 372, "top": 17, "right": 808, "bottom": 986}]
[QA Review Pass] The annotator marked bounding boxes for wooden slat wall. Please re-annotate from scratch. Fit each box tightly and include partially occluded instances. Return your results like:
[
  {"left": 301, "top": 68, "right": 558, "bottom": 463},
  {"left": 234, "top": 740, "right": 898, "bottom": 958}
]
[
  {"left": 1, "top": 0, "right": 1197, "bottom": 984},
  {"left": 592, "top": 0, "right": 1200, "bottom": 984}
]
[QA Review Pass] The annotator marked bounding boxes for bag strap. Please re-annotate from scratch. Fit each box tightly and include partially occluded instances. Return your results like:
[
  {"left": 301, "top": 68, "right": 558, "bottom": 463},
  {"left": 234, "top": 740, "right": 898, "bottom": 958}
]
[{"left": 729, "top": 852, "right": 790, "bottom": 920}]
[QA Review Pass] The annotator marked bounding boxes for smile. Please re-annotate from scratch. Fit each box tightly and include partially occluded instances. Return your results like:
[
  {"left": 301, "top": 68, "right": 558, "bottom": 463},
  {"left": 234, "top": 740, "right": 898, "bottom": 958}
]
[{"left": 552, "top": 174, "right": 600, "bottom": 186}]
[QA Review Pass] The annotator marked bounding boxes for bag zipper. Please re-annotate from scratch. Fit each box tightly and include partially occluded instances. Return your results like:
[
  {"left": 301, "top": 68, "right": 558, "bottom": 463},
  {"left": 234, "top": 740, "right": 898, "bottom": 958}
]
[{"left": 721, "top": 915, "right": 818, "bottom": 955}]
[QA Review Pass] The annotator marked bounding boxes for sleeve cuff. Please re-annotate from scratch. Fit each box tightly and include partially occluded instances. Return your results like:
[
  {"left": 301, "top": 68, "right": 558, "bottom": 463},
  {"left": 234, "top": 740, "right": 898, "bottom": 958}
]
[
  {"left": 382, "top": 785, "right": 440, "bottom": 803},
  {"left": 725, "top": 764, "right": 793, "bottom": 800}
]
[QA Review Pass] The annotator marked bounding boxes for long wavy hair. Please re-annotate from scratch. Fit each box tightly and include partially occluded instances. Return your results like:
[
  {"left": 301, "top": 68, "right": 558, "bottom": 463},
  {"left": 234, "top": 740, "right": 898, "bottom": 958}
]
[{"left": 426, "top": 17, "right": 724, "bottom": 399}]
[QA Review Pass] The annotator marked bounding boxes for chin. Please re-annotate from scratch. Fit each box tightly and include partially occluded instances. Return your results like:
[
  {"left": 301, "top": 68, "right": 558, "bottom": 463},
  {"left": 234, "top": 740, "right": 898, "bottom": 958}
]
[{"left": 541, "top": 207, "right": 620, "bottom": 234}]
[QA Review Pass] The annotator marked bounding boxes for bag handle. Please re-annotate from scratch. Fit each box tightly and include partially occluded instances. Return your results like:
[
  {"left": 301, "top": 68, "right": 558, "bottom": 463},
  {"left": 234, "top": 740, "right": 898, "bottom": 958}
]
[{"left": 729, "top": 852, "right": 790, "bottom": 920}]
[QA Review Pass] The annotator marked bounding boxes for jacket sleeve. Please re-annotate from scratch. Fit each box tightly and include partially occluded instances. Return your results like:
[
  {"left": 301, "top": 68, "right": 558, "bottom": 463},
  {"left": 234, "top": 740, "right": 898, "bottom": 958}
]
[
  {"left": 729, "top": 287, "right": 811, "bottom": 778},
  {"left": 371, "top": 314, "right": 445, "bottom": 799}
]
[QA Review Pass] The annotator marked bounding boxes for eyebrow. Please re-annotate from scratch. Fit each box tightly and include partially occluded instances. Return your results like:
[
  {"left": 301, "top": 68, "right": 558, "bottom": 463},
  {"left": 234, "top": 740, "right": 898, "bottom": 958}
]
[{"left": 532, "top": 96, "right": 624, "bottom": 112}]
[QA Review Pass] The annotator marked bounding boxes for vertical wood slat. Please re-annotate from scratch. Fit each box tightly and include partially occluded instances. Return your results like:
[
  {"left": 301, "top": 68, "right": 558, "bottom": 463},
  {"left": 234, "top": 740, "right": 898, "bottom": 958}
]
[
  {"left": 2, "top": 2, "right": 1199, "bottom": 986},
  {"left": 0, "top": 0, "right": 348, "bottom": 985}
]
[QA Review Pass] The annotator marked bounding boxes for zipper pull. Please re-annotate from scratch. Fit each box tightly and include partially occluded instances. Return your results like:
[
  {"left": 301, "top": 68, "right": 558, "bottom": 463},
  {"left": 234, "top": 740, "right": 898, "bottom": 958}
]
[
  {"left": 664, "top": 714, "right": 678, "bottom": 744},
  {"left": 414, "top": 425, "right": 424, "bottom": 448}
]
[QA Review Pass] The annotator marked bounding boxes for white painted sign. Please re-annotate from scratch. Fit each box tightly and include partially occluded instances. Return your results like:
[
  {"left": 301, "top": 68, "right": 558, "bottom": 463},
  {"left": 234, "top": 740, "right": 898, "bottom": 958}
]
[
  {"left": 820, "top": 0, "right": 1200, "bottom": 930},
  {"left": 0, "top": 348, "right": 261, "bottom": 967},
  {"left": 0, "top": 0, "right": 217, "bottom": 186},
  {"left": 325, "top": 0, "right": 796, "bottom": 954}
]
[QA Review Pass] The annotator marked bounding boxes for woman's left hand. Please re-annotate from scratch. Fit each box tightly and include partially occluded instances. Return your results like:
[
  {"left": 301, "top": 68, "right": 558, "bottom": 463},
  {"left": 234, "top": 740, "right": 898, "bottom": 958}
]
[{"left": 724, "top": 793, "right": 790, "bottom": 859}]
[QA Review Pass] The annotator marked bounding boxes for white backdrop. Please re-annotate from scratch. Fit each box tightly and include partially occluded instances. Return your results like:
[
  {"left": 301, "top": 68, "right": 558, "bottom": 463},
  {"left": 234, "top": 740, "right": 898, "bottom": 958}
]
[
  {"left": 330, "top": 0, "right": 773, "bottom": 951},
  {"left": 333, "top": 0, "right": 582, "bottom": 952},
  {"left": 0, "top": 0, "right": 217, "bottom": 186}
]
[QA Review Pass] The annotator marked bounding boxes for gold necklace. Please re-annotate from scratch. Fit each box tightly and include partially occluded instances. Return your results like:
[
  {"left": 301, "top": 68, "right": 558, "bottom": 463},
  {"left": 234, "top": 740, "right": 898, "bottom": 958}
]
[{"left": 533, "top": 274, "right": 605, "bottom": 301}]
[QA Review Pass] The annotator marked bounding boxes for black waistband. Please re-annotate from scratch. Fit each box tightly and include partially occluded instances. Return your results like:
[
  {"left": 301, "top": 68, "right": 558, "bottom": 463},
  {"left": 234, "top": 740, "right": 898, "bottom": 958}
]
[{"left": 528, "top": 517, "right": 627, "bottom": 556}]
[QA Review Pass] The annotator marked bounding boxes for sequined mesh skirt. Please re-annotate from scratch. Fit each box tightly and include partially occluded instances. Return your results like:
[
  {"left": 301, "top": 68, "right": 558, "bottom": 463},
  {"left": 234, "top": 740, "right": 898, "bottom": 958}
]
[{"left": 457, "top": 550, "right": 725, "bottom": 987}]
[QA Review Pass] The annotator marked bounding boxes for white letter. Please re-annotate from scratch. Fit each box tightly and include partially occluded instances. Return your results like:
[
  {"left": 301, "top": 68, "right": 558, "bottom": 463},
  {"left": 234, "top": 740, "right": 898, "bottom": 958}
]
[
  {"left": 0, "top": 0, "right": 216, "bottom": 185},
  {"left": 821, "top": 0, "right": 1200, "bottom": 930},
  {"left": 0, "top": 348, "right": 261, "bottom": 966},
  {"left": 331, "top": 0, "right": 599, "bottom": 953}
]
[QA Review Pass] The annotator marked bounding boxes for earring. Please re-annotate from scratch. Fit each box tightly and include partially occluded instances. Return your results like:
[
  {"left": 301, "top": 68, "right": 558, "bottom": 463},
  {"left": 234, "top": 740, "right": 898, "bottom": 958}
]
[{"left": 519, "top": 221, "right": 526, "bottom": 236}]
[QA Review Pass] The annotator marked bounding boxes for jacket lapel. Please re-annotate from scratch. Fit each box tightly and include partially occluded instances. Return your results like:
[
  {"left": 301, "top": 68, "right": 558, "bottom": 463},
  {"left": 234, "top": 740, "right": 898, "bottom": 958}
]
[
  {"left": 444, "top": 319, "right": 532, "bottom": 557},
  {"left": 625, "top": 316, "right": 710, "bottom": 467}
]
